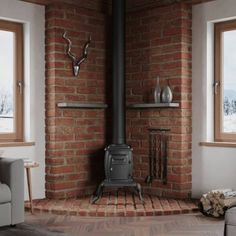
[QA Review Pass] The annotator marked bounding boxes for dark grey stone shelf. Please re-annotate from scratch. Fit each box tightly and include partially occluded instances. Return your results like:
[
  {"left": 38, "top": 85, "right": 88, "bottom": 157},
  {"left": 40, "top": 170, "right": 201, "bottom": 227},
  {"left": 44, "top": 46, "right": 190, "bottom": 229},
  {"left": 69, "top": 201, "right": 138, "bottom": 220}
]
[
  {"left": 57, "top": 102, "right": 108, "bottom": 109},
  {"left": 58, "top": 102, "right": 179, "bottom": 109},
  {"left": 127, "top": 103, "right": 179, "bottom": 109}
]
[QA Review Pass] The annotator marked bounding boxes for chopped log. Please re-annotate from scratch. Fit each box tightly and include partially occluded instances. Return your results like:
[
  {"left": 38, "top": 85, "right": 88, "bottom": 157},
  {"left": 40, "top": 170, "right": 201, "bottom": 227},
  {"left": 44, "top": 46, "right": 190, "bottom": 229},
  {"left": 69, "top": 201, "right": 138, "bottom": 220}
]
[{"left": 199, "top": 189, "right": 236, "bottom": 217}]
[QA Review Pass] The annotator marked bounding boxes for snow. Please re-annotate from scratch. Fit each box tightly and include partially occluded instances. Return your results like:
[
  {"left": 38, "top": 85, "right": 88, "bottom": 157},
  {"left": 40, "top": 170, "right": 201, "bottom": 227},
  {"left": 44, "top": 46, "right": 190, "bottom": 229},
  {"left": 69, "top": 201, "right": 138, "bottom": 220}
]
[
  {"left": 0, "top": 117, "right": 13, "bottom": 133},
  {"left": 224, "top": 113, "right": 236, "bottom": 133}
]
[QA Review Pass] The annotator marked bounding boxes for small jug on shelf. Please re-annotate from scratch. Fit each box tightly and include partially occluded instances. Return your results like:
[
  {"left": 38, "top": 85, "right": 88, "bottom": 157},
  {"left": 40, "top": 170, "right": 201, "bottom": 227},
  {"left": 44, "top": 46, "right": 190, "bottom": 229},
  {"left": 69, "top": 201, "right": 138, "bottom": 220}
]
[
  {"left": 161, "top": 80, "right": 173, "bottom": 103},
  {"left": 154, "top": 76, "right": 161, "bottom": 103}
]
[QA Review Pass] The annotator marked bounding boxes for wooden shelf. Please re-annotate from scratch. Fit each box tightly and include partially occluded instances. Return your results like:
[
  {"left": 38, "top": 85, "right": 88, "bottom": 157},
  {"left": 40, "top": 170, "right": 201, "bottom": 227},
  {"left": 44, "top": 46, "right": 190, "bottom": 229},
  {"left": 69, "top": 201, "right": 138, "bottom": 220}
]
[
  {"left": 127, "top": 103, "right": 179, "bottom": 109},
  {"left": 57, "top": 102, "right": 108, "bottom": 109}
]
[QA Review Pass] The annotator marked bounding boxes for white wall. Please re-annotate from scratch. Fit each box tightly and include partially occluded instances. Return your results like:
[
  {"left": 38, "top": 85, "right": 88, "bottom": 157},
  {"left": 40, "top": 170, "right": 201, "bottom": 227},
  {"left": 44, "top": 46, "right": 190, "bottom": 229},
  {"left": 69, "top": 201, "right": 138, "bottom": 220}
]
[
  {"left": 0, "top": 0, "right": 45, "bottom": 200},
  {"left": 192, "top": 0, "right": 236, "bottom": 198}
]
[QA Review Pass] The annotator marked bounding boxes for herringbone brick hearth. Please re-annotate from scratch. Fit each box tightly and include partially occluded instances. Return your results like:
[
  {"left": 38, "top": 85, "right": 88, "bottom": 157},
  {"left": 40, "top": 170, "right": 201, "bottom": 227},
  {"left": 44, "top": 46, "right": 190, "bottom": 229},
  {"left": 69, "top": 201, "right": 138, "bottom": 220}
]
[{"left": 25, "top": 192, "right": 198, "bottom": 217}]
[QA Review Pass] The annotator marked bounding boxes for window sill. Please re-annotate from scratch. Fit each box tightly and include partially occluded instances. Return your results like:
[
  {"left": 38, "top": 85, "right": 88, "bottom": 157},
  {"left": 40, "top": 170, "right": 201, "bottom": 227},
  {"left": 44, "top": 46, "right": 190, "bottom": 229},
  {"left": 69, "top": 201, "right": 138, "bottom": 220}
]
[
  {"left": 199, "top": 141, "right": 236, "bottom": 148},
  {"left": 0, "top": 142, "right": 35, "bottom": 147}
]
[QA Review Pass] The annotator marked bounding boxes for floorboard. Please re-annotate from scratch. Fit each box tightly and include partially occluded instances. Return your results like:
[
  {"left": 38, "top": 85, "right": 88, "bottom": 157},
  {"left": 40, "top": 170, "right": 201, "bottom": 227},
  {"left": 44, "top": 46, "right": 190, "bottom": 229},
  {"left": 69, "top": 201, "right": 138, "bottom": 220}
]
[{"left": 22, "top": 212, "right": 224, "bottom": 236}]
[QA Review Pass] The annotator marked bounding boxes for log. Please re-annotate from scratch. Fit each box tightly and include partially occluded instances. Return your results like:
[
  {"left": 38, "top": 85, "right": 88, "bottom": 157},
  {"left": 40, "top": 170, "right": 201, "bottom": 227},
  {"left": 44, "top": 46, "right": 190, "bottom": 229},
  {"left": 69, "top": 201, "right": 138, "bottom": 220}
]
[{"left": 199, "top": 189, "right": 236, "bottom": 217}]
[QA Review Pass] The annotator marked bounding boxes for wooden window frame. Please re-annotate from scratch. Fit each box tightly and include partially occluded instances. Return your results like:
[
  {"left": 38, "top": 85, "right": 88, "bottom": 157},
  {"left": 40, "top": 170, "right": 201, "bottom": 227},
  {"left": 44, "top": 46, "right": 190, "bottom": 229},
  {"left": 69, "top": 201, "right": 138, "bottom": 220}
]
[
  {"left": 215, "top": 20, "right": 236, "bottom": 142},
  {"left": 0, "top": 20, "right": 23, "bottom": 142}
]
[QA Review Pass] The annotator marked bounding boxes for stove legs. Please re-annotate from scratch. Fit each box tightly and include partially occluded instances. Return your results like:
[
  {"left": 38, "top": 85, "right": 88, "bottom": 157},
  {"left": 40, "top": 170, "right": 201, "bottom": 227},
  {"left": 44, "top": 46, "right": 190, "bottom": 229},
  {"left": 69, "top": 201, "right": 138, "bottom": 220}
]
[
  {"left": 91, "top": 181, "right": 144, "bottom": 204},
  {"left": 135, "top": 183, "right": 144, "bottom": 203},
  {"left": 91, "top": 182, "right": 104, "bottom": 204}
]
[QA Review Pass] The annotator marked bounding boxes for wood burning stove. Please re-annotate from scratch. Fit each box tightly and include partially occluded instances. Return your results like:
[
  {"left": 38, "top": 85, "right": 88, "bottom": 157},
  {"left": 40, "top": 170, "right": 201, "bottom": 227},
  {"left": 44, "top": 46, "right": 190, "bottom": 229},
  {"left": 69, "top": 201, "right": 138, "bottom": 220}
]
[{"left": 91, "top": 0, "right": 143, "bottom": 204}]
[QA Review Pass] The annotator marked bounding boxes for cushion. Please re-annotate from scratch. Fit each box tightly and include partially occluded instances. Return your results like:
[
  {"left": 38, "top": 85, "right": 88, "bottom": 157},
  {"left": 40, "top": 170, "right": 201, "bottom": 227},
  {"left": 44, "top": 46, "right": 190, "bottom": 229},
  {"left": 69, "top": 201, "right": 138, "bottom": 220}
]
[{"left": 0, "top": 183, "right": 11, "bottom": 204}]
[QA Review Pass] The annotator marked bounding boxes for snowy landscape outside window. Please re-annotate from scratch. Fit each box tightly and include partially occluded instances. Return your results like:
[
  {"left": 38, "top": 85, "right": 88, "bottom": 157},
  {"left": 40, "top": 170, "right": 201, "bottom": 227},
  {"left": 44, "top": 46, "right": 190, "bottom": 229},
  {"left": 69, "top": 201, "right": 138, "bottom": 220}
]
[
  {"left": 0, "top": 30, "right": 14, "bottom": 133},
  {"left": 0, "top": 20, "right": 23, "bottom": 142},
  {"left": 215, "top": 20, "right": 236, "bottom": 142}
]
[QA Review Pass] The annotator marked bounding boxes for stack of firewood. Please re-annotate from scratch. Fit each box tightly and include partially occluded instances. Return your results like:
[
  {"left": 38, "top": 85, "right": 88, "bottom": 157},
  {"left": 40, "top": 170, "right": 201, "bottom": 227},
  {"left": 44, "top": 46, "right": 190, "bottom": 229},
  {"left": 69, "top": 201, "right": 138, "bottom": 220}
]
[{"left": 199, "top": 189, "right": 236, "bottom": 217}]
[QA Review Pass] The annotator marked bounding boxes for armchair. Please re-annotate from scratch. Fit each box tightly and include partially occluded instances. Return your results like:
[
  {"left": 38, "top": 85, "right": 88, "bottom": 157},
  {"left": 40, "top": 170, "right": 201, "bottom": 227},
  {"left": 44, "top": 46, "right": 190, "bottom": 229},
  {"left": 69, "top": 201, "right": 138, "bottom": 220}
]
[{"left": 0, "top": 158, "right": 24, "bottom": 227}]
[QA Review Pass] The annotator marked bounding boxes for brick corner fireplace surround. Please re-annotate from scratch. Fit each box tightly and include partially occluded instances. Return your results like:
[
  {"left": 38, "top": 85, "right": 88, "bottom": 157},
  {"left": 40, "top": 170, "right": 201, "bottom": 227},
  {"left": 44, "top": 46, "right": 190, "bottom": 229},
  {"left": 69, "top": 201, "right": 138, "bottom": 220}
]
[{"left": 45, "top": 0, "right": 192, "bottom": 201}]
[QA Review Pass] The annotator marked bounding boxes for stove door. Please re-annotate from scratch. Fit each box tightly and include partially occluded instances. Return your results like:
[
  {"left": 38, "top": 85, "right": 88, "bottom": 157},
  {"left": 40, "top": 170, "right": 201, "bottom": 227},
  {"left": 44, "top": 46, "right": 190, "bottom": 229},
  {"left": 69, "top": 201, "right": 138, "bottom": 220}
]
[
  {"left": 105, "top": 145, "right": 133, "bottom": 181},
  {"left": 109, "top": 153, "right": 130, "bottom": 180}
]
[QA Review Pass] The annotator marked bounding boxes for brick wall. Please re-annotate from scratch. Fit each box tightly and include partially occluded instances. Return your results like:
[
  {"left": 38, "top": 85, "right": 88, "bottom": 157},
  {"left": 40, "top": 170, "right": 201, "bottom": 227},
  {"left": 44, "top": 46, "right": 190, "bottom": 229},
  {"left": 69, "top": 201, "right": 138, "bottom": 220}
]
[
  {"left": 45, "top": 1, "right": 192, "bottom": 199},
  {"left": 45, "top": 2, "right": 111, "bottom": 199},
  {"left": 127, "top": 0, "right": 215, "bottom": 11},
  {"left": 126, "top": 3, "right": 192, "bottom": 199}
]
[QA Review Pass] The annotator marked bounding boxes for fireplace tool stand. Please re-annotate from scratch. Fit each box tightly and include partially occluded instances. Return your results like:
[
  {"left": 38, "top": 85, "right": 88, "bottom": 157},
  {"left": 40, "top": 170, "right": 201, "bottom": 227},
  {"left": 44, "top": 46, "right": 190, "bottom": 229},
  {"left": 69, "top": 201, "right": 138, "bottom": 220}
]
[{"left": 145, "top": 128, "right": 170, "bottom": 185}]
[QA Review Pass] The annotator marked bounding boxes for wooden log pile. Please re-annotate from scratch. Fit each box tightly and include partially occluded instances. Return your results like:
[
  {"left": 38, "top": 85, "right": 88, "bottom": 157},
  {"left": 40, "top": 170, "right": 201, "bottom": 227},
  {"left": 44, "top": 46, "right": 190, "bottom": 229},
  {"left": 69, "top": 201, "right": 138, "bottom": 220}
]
[{"left": 199, "top": 189, "right": 236, "bottom": 217}]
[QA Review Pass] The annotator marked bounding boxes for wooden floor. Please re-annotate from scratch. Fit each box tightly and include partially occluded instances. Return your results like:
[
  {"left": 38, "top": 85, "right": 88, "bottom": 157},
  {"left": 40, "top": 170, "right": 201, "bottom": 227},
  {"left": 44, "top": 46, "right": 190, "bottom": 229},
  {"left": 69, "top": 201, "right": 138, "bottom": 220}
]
[{"left": 24, "top": 211, "right": 224, "bottom": 236}]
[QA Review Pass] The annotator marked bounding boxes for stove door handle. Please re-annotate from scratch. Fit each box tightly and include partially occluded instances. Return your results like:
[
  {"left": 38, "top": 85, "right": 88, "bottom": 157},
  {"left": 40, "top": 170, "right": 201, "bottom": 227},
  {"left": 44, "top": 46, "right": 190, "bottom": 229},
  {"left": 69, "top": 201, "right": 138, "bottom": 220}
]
[{"left": 112, "top": 157, "right": 125, "bottom": 161}]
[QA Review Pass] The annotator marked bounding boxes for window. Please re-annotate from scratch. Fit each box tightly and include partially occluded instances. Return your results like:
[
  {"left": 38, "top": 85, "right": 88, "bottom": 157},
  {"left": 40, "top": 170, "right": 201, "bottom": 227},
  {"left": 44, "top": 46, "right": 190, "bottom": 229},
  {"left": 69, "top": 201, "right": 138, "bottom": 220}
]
[
  {"left": 214, "top": 20, "right": 236, "bottom": 142},
  {"left": 0, "top": 20, "right": 23, "bottom": 142}
]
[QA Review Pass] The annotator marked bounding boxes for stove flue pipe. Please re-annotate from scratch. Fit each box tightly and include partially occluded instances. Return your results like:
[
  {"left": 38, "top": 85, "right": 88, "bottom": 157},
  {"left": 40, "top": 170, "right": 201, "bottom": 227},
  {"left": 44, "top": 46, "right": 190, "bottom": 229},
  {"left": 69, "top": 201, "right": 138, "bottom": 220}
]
[{"left": 112, "top": 0, "right": 126, "bottom": 145}]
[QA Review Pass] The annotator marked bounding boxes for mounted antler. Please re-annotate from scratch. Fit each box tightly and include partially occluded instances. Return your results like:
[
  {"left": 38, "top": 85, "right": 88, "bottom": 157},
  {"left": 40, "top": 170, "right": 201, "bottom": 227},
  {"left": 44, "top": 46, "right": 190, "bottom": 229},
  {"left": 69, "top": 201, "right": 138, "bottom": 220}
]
[{"left": 62, "top": 31, "right": 91, "bottom": 76}]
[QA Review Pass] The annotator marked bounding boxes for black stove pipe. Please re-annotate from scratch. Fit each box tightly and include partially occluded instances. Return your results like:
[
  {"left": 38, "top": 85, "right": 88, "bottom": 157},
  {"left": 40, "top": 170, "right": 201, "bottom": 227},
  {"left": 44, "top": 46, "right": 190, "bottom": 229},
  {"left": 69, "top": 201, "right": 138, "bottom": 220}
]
[
  {"left": 112, "top": 0, "right": 126, "bottom": 145},
  {"left": 91, "top": 0, "right": 144, "bottom": 204}
]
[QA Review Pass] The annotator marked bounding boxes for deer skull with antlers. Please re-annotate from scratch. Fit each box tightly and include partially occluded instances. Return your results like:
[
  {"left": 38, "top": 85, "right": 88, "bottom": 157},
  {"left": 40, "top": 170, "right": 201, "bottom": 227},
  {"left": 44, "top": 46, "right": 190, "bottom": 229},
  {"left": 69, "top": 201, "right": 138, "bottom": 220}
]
[{"left": 63, "top": 31, "right": 91, "bottom": 76}]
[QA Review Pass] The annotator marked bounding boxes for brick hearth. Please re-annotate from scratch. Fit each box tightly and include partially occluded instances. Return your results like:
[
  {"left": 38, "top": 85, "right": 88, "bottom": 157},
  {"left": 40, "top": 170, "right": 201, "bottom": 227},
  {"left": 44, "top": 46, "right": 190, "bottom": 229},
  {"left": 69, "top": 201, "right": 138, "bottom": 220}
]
[{"left": 25, "top": 192, "right": 198, "bottom": 217}]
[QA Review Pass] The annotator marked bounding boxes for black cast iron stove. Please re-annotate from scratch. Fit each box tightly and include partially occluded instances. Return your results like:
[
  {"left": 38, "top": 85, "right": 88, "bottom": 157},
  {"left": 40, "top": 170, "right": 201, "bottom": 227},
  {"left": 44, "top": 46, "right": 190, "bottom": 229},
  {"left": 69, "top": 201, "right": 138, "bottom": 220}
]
[{"left": 91, "top": 0, "right": 143, "bottom": 204}]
